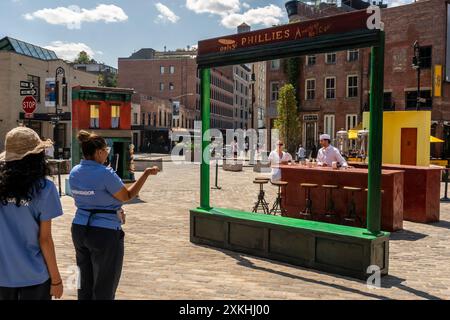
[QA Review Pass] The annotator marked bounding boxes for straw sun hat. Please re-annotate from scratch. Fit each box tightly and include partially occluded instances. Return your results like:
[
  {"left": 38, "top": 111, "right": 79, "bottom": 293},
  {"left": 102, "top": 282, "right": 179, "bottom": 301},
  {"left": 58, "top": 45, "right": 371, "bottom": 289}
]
[{"left": 0, "top": 127, "right": 53, "bottom": 162}]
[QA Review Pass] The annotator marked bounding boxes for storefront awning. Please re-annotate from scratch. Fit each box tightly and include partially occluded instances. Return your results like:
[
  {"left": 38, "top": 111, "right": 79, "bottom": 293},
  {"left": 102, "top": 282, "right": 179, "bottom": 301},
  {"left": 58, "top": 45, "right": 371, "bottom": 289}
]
[{"left": 430, "top": 136, "right": 444, "bottom": 143}]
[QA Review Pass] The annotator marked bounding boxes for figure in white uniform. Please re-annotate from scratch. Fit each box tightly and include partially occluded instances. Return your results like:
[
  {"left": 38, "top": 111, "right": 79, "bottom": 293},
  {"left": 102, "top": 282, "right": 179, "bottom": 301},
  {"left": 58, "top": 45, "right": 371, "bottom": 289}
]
[
  {"left": 317, "top": 134, "right": 348, "bottom": 168},
  {"left": 268, "top": 140, "right": 293, "bottom": 181}
]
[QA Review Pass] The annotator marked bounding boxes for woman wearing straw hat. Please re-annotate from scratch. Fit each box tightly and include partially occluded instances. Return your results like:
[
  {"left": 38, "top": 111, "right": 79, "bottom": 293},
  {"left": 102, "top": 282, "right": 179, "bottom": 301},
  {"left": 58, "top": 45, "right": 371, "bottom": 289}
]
[
  {"left": 0, "top": 127, "right": 64, "bottom": 300},
  {"left": 70, "top": 130, "right": 159, "bottom": 300}
]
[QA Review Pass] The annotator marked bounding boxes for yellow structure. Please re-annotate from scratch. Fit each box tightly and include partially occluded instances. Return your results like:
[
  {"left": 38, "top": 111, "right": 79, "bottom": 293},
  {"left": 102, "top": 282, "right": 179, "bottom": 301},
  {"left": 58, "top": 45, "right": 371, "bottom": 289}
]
[{"left": 362, "top": 111, "right": 431, "bottom": 166}]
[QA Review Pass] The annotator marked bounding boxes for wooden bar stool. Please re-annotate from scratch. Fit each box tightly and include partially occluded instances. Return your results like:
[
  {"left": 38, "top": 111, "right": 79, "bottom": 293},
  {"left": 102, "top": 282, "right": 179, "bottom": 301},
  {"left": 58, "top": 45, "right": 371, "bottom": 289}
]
[
  {"left": 299, "top": 183, "right": 318, "bottom": 220},
  {"left": 252, "top": 179, "right": 270, "bottom": 215},
  {"left": 342, "top": 186, "right": 363, "bottom": 227},
  {"left": 270, "top": 180, "right": 288, "bottom": 216},
  {"left": 321, "top": 185, "right": 339, "bottom": 223}
]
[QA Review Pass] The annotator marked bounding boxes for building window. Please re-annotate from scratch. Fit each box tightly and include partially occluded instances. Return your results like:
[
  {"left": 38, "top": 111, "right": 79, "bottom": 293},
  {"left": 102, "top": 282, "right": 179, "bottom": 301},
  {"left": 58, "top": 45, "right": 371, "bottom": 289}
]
[
  {"left": 419, "top": 46, "right": 432, "bottom": 69},
  {"left": 27, "top": 75, "right": 40, "bottom": 102},
  {"left": 111, "top": 105, "right": 120, "bottom": 128},
  {"left": 346, "top": 114, "right": 358, "bottom": 131},
  {"left": 160, "top": 66, "right": 165, "bottom": 74},
  {"left": 170, "top": 65, "right": 175, "bottom": 74},
  {"left": 133, "top": 113, "right": 138, "bottom": 125},
  {"left": 324, "top": 114, "right": 335, "bottom": 141},
  {"left": 169, "top": 82, "right": 174, "bottom": 91},
  {"left": 405, "top": 90, "right": 432, "bottom": 109},
  {"left": 90, "top": 105, "right": 100, "bottom": 129},
  {"left": 325, "top": 77, "right": 336, "bottom": 99},
  {"left": 347, "top": 49, "right": 359, "bottom": 62},
  {"left": 383, "top": 92, "right": 394, "bottom": 110},
  {"left": 270, "top": 59, "right": 280, "bottom": 70},
  {"left": 325, "top": 53, "right": 336, "bottom": 64},
  {"left": 347, "top": 75, "right": 358, "bottom": 98},
  {"left": 160, "top": 82, "right": 164, "bottom": 91},
  {"left": 306, "top": 55, "right": 316, "bottom": 66},
  {"left": 270, "top": 82, "right": 279, "bottom": 102},
  {"left": 305, "top": 79, "right": 316, "bottom": 100},
  {"left": 142, "top": 113, "right": 146, "bottom": 125}
]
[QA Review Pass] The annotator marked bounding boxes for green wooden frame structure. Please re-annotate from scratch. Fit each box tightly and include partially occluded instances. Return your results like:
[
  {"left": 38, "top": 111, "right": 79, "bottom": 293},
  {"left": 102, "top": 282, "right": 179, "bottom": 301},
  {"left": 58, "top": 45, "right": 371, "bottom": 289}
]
[{"left": 191, "top": 9, "right": 389, "bottom": 279}]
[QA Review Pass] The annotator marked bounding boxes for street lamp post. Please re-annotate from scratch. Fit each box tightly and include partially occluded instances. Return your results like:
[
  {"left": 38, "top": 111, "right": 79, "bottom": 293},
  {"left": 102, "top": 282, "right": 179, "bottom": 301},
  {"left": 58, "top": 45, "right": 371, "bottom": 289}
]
[
  {"left": 53, "top": 66, "right": 66, "bottom": 159},
  {"left": 412, "top": 41, "right": 421, "bottom": 111}
]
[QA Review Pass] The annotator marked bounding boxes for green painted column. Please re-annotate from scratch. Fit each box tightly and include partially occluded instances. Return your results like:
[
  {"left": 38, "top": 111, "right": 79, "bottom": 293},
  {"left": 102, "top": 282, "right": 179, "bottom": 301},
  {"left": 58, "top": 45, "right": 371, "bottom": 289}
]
[
  {"left": 367, "top": 32, "right": 385, "bottom": 235},
  {"left": 200, "top": 68, "right": 211, "bottom": 210}
]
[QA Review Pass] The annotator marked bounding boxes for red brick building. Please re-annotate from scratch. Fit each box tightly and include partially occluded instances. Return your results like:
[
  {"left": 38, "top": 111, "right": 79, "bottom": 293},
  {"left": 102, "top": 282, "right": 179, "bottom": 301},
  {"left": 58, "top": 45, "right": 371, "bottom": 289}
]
[
  {"left": 72, "top": 86, "right": 134, "bottom": 180},
  {"left": 268, "top": 0, "right": 450, "bottom": 158},
  {"left": 118, "top": 48, "right": 235, "bottom": 131}
]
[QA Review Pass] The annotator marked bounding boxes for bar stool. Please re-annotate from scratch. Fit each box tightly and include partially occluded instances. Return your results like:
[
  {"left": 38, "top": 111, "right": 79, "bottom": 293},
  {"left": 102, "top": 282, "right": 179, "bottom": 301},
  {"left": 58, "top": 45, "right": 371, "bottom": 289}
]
[
  {"left": 299, "top": 183, "right": 319, "bottom": 220},
  {"left": 342, "top": 186, "right": 363, "bottom": 227},
  {"left": 252, "top": 178, "right": 270, "bottom": 215},
  {"left": 321, "top": 185, "right": 339, "bottom": 223},
  {"left": 270, "top": 180, "right": 288, "bottom": 216}
]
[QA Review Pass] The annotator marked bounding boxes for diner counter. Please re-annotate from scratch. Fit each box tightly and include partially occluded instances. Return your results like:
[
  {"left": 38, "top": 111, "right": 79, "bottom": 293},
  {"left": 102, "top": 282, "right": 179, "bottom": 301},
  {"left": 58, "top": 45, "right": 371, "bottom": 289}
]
[
  {"left": 279, "top": 164, "right": 404, "bottom": 232},
  {"left": 349, "top": 162, "right": 441, "bottom": 223}
]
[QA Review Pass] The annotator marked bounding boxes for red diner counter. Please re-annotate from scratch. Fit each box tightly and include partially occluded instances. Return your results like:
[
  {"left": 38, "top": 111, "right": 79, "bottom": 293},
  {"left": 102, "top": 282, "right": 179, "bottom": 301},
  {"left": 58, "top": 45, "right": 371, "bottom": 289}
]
[
  {"left": 349, "top": 162, "right": 441, "bottom": 223},
  {"left": 279, "top": 164, "right": 404, "bottom": 232}
]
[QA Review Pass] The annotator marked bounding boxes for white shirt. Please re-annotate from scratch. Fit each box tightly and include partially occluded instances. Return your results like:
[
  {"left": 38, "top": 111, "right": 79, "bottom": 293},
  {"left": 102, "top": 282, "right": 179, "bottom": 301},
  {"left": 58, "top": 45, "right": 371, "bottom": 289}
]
[
  {"left": 231, "top": 141, "right": 238, "bottom": 153},
  {"left": 268, "top": 150, "right": 293, "bottom": 180},
  {"left": 317, "top": 145, "right": 348, "bottom": 167},
  {"left": 297, "top": 147, "right": 306, "bottom": 158}
]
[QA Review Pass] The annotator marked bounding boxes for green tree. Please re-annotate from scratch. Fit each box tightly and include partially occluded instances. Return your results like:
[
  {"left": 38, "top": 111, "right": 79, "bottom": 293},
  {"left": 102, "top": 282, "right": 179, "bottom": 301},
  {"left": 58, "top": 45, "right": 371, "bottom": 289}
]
[
  {"left": 74, "top": 51, "right": 95, "bottom": 64},
  {"left": 98, "top": 71, "right": 117, "bottom": 87},
  {"left": 274, "top": 84, "right": 301, "bottom": 155},
  {"left": 283, "top": 57, "right": 301, "bottom": 109}
]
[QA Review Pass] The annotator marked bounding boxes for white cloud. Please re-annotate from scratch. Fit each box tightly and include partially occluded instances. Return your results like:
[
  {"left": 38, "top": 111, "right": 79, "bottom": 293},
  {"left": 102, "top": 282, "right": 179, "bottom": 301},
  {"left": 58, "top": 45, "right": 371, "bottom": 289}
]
[
  {"left": 186, "top": 0, "right": 240, "bottom": 16},
  {"left": 155, "top": 3, "right": 180, "bottom": 23},
  {"left": 44, "top": 41, "right": 98, "bottom": 61},
  {"left": 221, "top": 5, "right": 284, "bottom": 29},
  {"left": 24, "top": 4, "right": 128, "bottom": 30}
]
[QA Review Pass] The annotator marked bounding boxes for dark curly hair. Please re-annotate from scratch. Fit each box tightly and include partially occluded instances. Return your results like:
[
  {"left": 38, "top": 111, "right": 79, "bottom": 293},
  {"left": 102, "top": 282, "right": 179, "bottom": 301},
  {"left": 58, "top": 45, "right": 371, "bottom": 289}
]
[{"left": 0, "top": 152, "right": 50, "bottom": 207}]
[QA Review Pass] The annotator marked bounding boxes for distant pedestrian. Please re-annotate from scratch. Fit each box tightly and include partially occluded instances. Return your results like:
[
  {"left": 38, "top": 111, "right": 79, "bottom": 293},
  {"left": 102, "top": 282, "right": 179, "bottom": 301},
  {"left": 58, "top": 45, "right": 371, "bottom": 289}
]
[
  {"left": 297, "top": 144, "right": 306, "bottom": 162},
  {"left": 231, "top": 137, "right": 238, "bottom": 160},
  {"left": 0, "top": 127, "right": 64, "bottom": 300},
  {"left": 70, "top": 130, "right": 159, "bottom": 300}
]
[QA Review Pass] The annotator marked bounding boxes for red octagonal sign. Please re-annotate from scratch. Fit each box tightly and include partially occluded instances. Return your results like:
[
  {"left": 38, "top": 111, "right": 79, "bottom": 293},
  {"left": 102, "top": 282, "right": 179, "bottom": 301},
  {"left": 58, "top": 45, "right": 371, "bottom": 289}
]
[{"left": 22, "top": 96, "right": 37, "bottom": 114}]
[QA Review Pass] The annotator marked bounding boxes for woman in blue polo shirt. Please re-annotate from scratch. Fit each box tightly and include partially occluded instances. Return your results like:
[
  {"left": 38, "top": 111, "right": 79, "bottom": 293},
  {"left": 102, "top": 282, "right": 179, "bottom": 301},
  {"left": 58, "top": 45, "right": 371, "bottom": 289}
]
[
  {"left": 70, "top": 130, "right": 159, "bottom": 300},
  {"left": 0, "top": 127, "right": 64, "bottom": 300}
]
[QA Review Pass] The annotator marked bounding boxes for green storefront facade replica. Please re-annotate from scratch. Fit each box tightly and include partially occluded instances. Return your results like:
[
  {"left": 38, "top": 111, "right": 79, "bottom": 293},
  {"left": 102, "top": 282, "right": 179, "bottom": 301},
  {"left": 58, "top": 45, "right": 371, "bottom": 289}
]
[{"left": 191, "top": 9, "right": 389, "bottom": 280}]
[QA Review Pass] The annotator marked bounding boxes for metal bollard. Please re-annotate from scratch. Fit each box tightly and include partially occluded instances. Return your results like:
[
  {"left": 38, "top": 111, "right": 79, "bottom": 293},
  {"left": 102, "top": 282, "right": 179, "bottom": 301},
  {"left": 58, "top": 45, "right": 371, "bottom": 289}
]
[
  {"left": 441, "top": 168, "right": 450, "bottom": 203},
  {"left": 212, "top": 158, "right": 222, "bottom": 190}
]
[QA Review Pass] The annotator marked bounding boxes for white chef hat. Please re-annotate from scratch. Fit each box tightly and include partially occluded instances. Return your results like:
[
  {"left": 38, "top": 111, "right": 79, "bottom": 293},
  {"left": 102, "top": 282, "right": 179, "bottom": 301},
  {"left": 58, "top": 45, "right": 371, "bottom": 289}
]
[{"left": 320, "top": 134, "right": 331, "bottom": 141}]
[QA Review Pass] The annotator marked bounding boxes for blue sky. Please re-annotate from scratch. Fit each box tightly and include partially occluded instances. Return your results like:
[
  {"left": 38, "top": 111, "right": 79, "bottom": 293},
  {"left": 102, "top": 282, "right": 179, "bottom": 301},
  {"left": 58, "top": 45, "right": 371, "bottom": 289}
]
[{"left": 0, "top": 0, "right": 413, "bottom": 67}]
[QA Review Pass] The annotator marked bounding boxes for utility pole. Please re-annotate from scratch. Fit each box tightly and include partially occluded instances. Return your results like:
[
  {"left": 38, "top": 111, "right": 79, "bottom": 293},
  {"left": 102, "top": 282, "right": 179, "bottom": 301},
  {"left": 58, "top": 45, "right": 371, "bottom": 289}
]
[{"left": 53, "top": 66, "right": 66, "bottom": 159}]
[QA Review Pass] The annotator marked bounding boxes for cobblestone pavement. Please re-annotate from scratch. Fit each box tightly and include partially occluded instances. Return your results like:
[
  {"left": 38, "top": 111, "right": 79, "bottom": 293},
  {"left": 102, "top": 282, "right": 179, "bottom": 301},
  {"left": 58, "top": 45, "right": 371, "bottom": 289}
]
[{"left": 51, "top": 162, "right": 450, "bottom": 300}]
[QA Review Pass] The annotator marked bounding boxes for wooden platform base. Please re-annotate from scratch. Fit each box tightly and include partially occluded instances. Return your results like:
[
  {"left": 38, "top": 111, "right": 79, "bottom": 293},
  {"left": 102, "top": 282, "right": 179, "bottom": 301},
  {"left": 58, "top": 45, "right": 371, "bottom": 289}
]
[{"left": 190, "top": 208, "right": 390, "bottom": 280}]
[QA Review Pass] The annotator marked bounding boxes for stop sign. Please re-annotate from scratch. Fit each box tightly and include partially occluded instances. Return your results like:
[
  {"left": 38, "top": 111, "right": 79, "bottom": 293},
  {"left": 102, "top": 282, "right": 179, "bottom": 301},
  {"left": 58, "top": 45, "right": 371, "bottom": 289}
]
[{"left": 22, "top": 96, "right": 37, "bottom": 114}]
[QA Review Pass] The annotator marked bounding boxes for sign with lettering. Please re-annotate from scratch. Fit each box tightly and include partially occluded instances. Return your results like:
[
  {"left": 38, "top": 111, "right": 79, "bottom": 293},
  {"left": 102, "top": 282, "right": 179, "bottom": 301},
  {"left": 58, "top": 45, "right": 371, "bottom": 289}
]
[
  {"left": 434, "top": 65, "right": 442, "bottom": 97},
  {"left": 22, "top": 96, "right": 37, "bottom": 114},
  {"left": 303, "top": 115, "right": 319, "bottom": 122},
  {"left": 198, "top": 10, "right": 372, "bottom": 57},
  {"left": 20, "top": 81, "right": 34, "bottom": 89}
]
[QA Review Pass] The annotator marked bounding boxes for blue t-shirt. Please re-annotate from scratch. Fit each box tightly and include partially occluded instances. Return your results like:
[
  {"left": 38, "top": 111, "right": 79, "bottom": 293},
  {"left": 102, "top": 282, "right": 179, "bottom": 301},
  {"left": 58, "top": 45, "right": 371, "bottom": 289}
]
[
  {"left": 70, "top": 160, "right": 125, "bottom": 231},
  {"left": 0, "top": 179, "right": 63, "bottom": 288}
]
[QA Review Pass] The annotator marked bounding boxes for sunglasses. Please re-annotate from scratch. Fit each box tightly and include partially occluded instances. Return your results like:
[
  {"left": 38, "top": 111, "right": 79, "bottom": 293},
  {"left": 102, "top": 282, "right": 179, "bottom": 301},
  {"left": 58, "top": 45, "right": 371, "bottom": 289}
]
[{"left": 278, "top": 144, "right": 284, "bottom": 146}]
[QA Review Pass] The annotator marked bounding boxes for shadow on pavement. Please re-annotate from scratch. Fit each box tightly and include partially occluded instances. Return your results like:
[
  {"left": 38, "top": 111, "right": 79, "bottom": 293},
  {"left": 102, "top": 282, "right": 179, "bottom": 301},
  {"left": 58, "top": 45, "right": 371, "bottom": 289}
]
[
  {"left": 428, "top": 220, "right": 450, "bottom": 230},
  {"left": 125, "top": 197, "right": 147, "bottom": 205},
  {"left": 196, "top": 245, "right": 442, "bottom": 300},
  {"left": 389, "top": 229, "right": 428, "bottom": 242}
]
